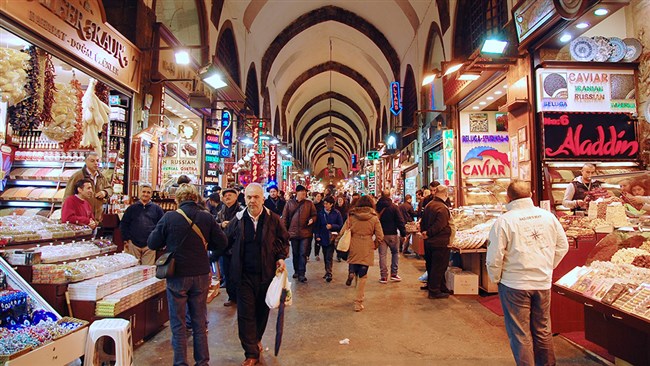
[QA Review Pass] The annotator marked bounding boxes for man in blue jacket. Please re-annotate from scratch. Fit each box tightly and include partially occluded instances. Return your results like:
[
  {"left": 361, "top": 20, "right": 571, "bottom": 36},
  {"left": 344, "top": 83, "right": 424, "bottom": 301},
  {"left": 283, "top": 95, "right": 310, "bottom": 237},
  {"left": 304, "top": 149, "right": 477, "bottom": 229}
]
[
  {"left": 315, "top": 196, "right": 343, "bottom": 282},
  {"left": 120, "top": 184, "right": 164, "bottom": 265},
  {"left": 224, "top": 183, "right": 290, "bottom": 366}
]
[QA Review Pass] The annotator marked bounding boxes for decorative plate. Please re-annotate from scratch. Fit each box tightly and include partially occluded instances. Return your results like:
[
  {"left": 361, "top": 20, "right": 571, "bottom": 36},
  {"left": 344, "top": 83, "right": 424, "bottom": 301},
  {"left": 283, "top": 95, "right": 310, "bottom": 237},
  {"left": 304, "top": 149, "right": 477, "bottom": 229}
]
[
  {"left": 608, "top": 37, "right": 627, "bottom": 62},
  {"left": 592, "top": 36, "right": 613, "bottom": 62},
  {"left": 570, "top": 36, "right": 597, "bottom": 61},
  {"left": 623, "top": 38, "right": 643, "bottom": 62}
]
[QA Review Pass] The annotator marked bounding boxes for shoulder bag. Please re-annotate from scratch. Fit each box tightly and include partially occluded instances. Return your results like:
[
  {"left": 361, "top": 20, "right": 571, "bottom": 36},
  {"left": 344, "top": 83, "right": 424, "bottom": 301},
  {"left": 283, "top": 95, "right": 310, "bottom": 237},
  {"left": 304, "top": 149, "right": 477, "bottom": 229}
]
[{"left": 155, "top": 209, "right": 207, "bottom": 279}]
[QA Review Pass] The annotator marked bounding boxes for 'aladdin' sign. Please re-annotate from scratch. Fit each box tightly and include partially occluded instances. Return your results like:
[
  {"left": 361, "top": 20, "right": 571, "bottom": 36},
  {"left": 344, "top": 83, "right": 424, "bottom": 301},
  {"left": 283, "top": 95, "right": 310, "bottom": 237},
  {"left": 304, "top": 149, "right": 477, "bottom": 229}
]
[{"left": 542, "top": 112, "right": 638, "bottom": 160}]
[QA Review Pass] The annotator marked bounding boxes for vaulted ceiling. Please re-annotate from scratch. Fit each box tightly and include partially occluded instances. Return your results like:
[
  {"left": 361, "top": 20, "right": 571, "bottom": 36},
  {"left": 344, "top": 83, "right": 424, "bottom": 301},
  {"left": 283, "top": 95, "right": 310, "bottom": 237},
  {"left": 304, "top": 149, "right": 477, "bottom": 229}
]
[{"left": 150, "top": 0, "right": 448, "bottom": 177}]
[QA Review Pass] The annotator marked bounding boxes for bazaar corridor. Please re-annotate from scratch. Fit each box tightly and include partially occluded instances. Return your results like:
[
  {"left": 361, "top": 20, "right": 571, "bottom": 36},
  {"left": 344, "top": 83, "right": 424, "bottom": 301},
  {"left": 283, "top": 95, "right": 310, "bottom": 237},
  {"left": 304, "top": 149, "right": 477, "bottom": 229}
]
[{"left": 134, "top": 251, "right": 606, "bottom": 366}]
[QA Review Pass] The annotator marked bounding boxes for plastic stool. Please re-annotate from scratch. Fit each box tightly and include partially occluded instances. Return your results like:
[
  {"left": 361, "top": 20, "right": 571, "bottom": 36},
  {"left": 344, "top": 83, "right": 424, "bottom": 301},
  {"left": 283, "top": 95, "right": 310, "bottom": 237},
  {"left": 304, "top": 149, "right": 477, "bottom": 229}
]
[{"left": 84, "top": 318, "right": 133, "bottom": 366}]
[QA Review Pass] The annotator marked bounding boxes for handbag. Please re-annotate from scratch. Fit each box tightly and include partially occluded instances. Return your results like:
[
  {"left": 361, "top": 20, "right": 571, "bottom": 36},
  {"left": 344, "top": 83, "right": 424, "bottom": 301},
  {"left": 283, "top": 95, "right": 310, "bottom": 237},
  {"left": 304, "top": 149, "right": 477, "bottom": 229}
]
[
  {"left": 155, "top": 209, "right": 207, "bottom": 279},
  {"left": 337, "top": 228, "right": 351, "bottom": 252}
]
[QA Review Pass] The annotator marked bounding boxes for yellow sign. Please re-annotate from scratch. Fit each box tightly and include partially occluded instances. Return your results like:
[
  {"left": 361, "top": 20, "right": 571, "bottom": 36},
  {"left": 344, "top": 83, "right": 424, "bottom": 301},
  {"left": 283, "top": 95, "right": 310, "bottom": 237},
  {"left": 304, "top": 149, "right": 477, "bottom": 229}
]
[{"left": 1, "top": 0, "right": 142, "bottom": 92}]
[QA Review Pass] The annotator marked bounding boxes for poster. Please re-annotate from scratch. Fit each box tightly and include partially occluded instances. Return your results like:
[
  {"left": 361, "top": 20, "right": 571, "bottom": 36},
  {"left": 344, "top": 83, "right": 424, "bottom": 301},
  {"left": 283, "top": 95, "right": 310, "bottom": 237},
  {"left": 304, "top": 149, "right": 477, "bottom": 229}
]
[
  {"left": 510, "top": 135, "right": 519, "bottom": 179},
  {"left": 495, "top": 113, "right": 508, "bottom": 132},
  {"left": 469, "top": 113, "right": 489, "bottom": 132}
]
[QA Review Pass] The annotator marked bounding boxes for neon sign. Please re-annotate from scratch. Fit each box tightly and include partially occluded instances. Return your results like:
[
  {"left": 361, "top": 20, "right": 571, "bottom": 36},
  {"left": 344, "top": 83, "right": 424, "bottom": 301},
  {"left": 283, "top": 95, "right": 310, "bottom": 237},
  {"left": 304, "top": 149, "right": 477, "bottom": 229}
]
[
  {"left": 204, "top": 126, "right": 221, "bottom": 183},
  {"left": 269, "top": 144, "right": 277, "bottom": 183},
  {"left": 219, "top": 110, "right": 233, "bottom": 158},
  {"left": 389, "top": 82, "right": 402, "bottom": 116}
]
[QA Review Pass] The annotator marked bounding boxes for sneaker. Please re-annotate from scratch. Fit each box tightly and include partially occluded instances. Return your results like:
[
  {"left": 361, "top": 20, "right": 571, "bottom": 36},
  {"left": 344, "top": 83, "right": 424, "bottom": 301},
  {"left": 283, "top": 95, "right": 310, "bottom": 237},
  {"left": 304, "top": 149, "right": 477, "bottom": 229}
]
[
  {"left": 325, "top": 274, "right": 332, "bottom": 283},
  {"left": 390, "top": 275, "right": 402, "bottom": 282},
  {"left": 379, "top": 277, "right": 388, "bottom": 284},
  {"left": 418, "top": 272, "right": 428, "bottom": 282}
]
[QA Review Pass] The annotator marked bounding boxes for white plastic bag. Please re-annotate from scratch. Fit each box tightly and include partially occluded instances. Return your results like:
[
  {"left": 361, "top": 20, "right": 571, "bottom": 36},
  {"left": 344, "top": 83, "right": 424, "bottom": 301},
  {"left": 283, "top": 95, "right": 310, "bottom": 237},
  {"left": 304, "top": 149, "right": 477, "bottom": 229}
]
[{"left": 265, "top": 269, "right": 292, "bottom": 309}]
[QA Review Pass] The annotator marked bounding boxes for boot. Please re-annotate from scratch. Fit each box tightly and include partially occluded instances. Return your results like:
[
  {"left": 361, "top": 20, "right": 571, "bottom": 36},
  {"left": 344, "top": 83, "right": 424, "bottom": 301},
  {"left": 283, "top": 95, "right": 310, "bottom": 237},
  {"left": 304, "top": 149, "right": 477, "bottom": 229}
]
[{"left": 354, "top": 276, "right": 367, "bottom": 311}]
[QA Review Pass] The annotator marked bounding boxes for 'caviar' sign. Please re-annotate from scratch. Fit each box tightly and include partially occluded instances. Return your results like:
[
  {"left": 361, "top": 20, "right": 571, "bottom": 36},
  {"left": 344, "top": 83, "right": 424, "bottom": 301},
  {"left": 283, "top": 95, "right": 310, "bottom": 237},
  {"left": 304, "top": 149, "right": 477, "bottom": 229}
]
[{"left": 542, "top": 112, "right": 638, "bottom": 160}]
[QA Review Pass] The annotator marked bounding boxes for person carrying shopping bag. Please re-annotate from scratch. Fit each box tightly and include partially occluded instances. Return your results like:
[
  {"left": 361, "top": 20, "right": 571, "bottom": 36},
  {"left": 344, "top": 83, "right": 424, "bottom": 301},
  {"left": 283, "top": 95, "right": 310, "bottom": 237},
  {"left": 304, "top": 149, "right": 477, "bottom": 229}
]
[
  {"left": 314, "top": 196, "right": 343, "bottom": 282},
  {"left": 338, "top": 195, "right": 384, "bottom": 312}
]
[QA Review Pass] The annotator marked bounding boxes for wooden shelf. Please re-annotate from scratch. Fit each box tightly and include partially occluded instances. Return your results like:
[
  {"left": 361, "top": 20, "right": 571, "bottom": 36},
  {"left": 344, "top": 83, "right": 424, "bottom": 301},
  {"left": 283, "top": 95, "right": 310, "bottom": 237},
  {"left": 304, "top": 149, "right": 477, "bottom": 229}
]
[{"left": 498, "top": 98, "right": 529, "bottom": 112}]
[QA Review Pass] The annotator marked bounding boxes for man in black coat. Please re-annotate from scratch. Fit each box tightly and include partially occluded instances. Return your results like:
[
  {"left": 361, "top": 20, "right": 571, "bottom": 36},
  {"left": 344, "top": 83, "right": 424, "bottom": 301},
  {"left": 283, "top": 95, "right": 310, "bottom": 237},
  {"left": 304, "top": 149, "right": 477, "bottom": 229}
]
[
  {"left": 216, "top": 187, "right": 245, "bottom": 306},
  {"left": 398, "top": 194, "right": 417, "bottom": 254},
  {"left": 224, "top": 183, "right": 290, "bottom": 366},
  {"left": 264, "top": 185, "right": 285, "bottom": 216},
  {"left": 420, "top": 185, "right": 453, "bottom": 299}
]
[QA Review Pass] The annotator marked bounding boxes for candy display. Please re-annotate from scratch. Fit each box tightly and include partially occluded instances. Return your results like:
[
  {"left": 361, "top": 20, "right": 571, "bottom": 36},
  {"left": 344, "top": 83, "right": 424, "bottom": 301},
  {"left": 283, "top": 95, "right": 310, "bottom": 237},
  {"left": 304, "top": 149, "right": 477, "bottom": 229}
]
[
  {"left": 96, "top": 277, "right": 166, "bottom": 317},
  {"left": 68, "top": 265, "right": 156, "bottom": 301},
  {"left": 0, "top": 48, "right": 30, "bottom": 106},
  {"left": 42, "top": 81, "right": 78, "bottom": 142},
  {"left": 611, "top": 248, "right": 650, "bottom": 265},
  {"left": 0, "top": 215, "right": 92, "bottom": 244},
  {"left": 29, "top": 239, "right": 117, "bottom": 263},
  {"left": 32, "top": 253, "right": 138, "bottom": 284},
  {"left": 587, "top": 201, "right": 630, "bottom": 227},
  {"left": 8, "top": 46, "right": 40, "bottom": 132},
  {"left": 452, "top": 219, "right": 495, "bottom": 249}
]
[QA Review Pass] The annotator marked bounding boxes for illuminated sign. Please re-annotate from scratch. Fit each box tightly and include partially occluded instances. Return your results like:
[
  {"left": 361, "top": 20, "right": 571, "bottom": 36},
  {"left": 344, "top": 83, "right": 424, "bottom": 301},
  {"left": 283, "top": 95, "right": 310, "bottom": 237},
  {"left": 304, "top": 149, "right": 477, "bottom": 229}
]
[
  {"left": 351, "top": 153, "right": 359, "bottom": 171},
  {"left": 389, "top": 82, "right": 402, "bottom": 116},
  {"left": 256, "top": 120, "right": 265, "bottom": 154},
  {"left": 219, "top": 110, "right": 233, "bottom": 158},
  {"left": 543, "top": 112, "right": 638, "bottom": 160},
  {"left": 461, "top": 135, "right": 510, "bottom": 143},
  {"left": 536, "top": 68, "right": 637, "bottom": 113},
  {"left": 461, "top": 146, "right": 510, "bottom": 178},
  {"left": 204, "top": 126, "right": 220, "bottom": 183},
  {"left": 269, "top": 144, "right": 278, "bottom": 183},
  {"left": 443, "top": 129, "right": 455, "bottom": 185},
  {"left": 367, "top": 150, "right": 379, "bottom": 160}
]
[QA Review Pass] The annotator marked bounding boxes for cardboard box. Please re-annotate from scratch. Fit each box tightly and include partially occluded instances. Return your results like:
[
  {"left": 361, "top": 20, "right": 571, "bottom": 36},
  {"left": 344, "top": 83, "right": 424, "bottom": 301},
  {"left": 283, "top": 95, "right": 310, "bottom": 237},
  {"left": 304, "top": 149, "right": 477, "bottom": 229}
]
[
  {"left": 480, "top": 253, "right": 499, "bottom": 293},
  {"left": 445, "top": 269, "right": 478, "bottom": 295}
]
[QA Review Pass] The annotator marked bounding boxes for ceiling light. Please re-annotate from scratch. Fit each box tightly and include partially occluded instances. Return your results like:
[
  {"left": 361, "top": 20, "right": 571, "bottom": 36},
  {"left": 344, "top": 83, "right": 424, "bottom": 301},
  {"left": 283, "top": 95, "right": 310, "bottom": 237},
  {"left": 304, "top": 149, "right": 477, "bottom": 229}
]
[
  {"left": 481, "top": 39, "right": 508, "bottom": 54},
  {"left": 304, "top": 170, "right": 310, "bottom": 175},
  {"left": 560, "top": 34, "right": 572, "bottom": 43},
  {"left": 199, "top": 64, "right": 228, "bottom": 89},
  {"left": 494, "top": 90, "right": 503, "bottom": 95},
  {"left": 270, "top": 137, "right": 280, "bottom": 144},
  {"left": 174, "top": 50, "right": 191, "bottom": 65},
  {"left": 486, "top": 96, "right": 494, "bottom": 100},
  {"left": 280, "top": 148, "right": 288, "bottom": 155},
  {"left": 479, "top": 101, "right": 487, "bottom": 105},
  {"left": 503, "top": 85, "right": 508, "bottom": 89},
  {"left": 458, "top": 72, "right": 481, "bottom": 81},
  {"left": 241, "top": 137, "right": 254, "bottom": 145},
  {"left": 576, "top": 22, "right": 589, "bottom": 29},
  {"left": 594, "top": 8, "right": 608, "bottom": 16},
  {"left": 422, "top": 73, "right": 437, "bottom": 86},
  {"left": 172, "top": 109, "right": 178, "bottom": 113},
  {"left": 472, "top": 106, "right": 480, "bottom": 110},
  {"left": 286, "top": 153, "right": 292, "bottom": 158},
  {"left": 444, "top": 63, "right": 463, "bottom": 75}
]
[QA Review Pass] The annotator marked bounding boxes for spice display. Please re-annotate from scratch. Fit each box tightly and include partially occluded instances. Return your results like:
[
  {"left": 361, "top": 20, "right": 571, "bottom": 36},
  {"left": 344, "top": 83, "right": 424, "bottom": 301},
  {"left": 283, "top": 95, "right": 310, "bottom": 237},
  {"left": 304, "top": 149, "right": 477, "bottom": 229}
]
[
  {"left": 39, "top": 50, "right": 56, "bottom": 128},
  {"left": 611, "top": 248, "right": 650, "bottom": 264},
  {"left": 0, "top": 48, "right": 30, "bottom": 106}
]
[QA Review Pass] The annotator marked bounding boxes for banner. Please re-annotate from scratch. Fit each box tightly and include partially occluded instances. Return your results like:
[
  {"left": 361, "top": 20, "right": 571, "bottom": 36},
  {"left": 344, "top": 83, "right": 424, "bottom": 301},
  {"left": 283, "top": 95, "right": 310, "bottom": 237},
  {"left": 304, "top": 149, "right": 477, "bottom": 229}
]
[
  {"left": 269, "top": 144, "right": 277, "bottom": 183},
  {"left": 542, "top": 112, "right": 638, "bottom": 160}
]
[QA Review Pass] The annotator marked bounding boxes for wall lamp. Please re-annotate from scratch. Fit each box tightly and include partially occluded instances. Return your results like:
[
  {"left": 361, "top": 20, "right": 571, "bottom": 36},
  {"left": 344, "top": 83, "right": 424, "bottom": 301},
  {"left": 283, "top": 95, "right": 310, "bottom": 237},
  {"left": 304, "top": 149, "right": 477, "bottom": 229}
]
[
  {"left": 144, "top": 45, "right": 208, "bottom": 65},
  {"left": 199, "top": 64, "right": 228, "bottom": 89},
  {"left": 422, "top": 62, "right": 465, "bottom": 86}
]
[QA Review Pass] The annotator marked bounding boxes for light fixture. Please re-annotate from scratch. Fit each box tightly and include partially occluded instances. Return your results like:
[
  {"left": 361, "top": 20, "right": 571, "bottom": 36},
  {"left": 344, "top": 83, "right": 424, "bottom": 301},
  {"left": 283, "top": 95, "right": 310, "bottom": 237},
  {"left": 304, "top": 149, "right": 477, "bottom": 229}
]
[
  {"left": 594, "top": 8, "right": 608, "bottom": 16},
  {"left": 481, "top": 38, "right": 508, "bottom": 54},
  {"left": 304, "top": 170, "right": 310, "bottom": 175},
  {"left": 576, "top": 22, "right": 589, "bottom": 29},
  {"left": 249, "top": 148, "right": 256, "bottom": 154},
  {"left": 560, "top": 34, "right": 572, "bottom": 43},
  {"left": 238, "top": 159, "right": 245, "bottom": 165},
  {"left": 324, "top": 39, "right": 337, "bottom": 154},
  {"left": 286, "top": 153, "right": 292, "bottom": 158},
  {"left": 486, "top": 96, "right": 494, "bottom": 100},
  {"left": 269, "top": 137, "right": 280, "bottom": 144},
  {"left": 241, "top": 137, "right": 254, "bottom": 145},
  {"left": 494, "top": 90, "right": 503, "bottom": 95},
  {"left": 174, "top": 50, "right": 191, "bottom": 65},
  {"left": 479, "top": 101, "right": 486, "bottom": 105},
  {"left": 243, "top": 155, "right": 251, "bottom": 162},
  {"left": 458, "top": 72, "right": 481, "bottom": 81},
  {"left": 280, "top": 148, "right": 288, "bottom": 155},
  {"left": 472, "top": 106, "right": 480, "bottom": 110},
  {"left": 445, "top": 63, "right": 463, "bottom": 75},
  {"left": 422, "top": 68, "right": 442, "bottom": 86},
  {"left": 198, "top": 64, "right": 227, "bottom": 89}
]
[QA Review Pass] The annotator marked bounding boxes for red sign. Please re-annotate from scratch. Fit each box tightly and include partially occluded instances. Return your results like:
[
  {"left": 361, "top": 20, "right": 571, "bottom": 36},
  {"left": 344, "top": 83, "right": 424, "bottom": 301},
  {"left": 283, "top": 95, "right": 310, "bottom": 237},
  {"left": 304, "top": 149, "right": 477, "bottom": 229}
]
[
  {"left": 543, "top": 112, "right": 638, "bottom": 160},
  {"left": 269, "top": 144, "right": 277, "bottom": 183}
]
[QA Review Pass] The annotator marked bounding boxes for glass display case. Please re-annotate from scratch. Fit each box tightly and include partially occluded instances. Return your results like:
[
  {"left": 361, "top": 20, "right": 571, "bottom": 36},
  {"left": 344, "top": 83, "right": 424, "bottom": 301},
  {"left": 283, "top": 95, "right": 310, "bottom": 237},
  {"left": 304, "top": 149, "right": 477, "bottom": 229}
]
[{"left": 0, "top": 256, "right": 88, "bottom": 365}]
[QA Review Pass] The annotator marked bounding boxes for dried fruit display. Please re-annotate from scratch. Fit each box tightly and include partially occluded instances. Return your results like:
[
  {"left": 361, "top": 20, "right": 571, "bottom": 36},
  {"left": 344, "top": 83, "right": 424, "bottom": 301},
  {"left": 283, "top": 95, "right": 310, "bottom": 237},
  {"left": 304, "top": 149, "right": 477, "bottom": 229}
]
[
  {"left": 631, "top": 255, "right": 650, "bottom": 269},
  {"left": 39, "top": 50, "right": 56, "bottom": 128},
  {"left": 61, "top": 78, "right": 84, "bottom": 151},
  {"left": 80, "top": 79, "right": 110, "bottom": 157},
  {"left": 8, "top": 46, "right": 40, "bottom": 132},
  {"left": 0, "top": 48, "right": 30, "bottom": 105},
  {"left": 611, "top": 248, "right": 650, "bottom": 264},
  {"left": 42, "top": 82, "right": 77, "bottom": 142}
]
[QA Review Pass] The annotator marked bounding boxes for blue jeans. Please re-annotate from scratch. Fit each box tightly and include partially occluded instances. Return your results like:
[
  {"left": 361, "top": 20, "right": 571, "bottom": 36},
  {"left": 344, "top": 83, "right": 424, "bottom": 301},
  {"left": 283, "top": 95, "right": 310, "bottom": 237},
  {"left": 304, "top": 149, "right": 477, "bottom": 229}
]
[
  {"left": 166, "top": 274, "right": 211, "bottom": 366},
  {"left": 291, "top": 238, "right": 310, "bottom": 276},
  {"left": 498, "top": 283, "right": 555, "bottom": 366},
  {"left": 378, "top": 235, "right": 400, "bottom": 278}
]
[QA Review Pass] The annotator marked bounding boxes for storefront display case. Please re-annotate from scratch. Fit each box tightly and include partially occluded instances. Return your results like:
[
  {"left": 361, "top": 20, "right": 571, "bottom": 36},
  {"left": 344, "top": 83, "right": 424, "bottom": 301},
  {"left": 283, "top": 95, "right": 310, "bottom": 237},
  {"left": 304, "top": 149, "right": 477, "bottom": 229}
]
[
  {"left": 0, "top": 256, "right": 88, "bottom": 365},
  {"left": 553, "top": 231, "right": 650, "bottom": 365}
]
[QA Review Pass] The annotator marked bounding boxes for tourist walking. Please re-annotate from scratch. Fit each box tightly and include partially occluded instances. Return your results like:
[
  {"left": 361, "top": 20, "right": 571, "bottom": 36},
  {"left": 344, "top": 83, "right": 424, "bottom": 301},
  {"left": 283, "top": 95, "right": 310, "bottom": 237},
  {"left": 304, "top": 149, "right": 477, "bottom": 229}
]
[
  {"left": 375, "top": 189, "right": 406, "bottom": 283},
  {"left": 314, "top": 196, "right": 343, "bottom": 282},
  {"left": 282, "top": 184, "right": 317, "bottom": 282}
]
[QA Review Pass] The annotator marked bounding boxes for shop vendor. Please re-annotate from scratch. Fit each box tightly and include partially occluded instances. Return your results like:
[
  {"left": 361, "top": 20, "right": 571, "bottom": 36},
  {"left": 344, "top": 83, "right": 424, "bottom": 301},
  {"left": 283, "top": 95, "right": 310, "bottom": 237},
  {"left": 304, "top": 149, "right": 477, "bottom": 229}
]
[{"left": 562, "top": 163, "right": 601, "bottom": 212}]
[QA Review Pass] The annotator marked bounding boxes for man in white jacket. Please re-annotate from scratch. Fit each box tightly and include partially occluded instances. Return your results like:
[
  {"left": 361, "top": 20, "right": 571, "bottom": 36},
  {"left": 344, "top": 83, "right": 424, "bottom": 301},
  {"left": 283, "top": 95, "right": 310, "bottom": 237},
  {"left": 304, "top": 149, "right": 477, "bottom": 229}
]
[{"left": 487, "top": 181, "right": 569, "bottom": 366}]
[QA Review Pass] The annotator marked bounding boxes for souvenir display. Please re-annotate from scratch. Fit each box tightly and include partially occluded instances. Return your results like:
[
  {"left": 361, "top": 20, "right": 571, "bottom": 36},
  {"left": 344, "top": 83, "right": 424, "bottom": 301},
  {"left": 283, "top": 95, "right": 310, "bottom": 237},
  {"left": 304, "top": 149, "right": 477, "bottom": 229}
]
[
  {"left": 622, "top": 37, "right": 643, "bottom": 62},
  {"left": 591, "top": 36, "right": 614, "bottom": 62},
  {"left": 608, "top": 37, "right": 627, "bottom": 62},
  {"left": 452, "top": 219, "right": 496, "bottom": 249},
  {"left": 68, "top": 265, "right": 156, "bottom": 301},
  {"left": 569, "top": 36, "right": 597, "bottom": 61},
  {"left": 0, "top": 215, "right": 92, "bottom": 244},
  {"left": 32, "top": 253, "right": 138, "bottom": 284},
  {"left": 95, "top": 277, "right": 166, "bottom": 317}
]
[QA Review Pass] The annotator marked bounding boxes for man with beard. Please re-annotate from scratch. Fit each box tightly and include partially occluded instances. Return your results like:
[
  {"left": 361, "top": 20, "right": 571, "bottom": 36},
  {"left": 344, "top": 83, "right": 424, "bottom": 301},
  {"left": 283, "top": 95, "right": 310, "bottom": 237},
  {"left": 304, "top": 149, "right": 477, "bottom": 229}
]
[
  {"left": 264, "top": 185, "right": 285, "bottom": 216},
  {"left": 224, "top": 183, "right": 290, "bottom": 366},
  {"left": 217, "top": 187, "right": 245, "bottom": 306},
  {"left": 282, "top": 185, "right": 317, "bottom": 282}
]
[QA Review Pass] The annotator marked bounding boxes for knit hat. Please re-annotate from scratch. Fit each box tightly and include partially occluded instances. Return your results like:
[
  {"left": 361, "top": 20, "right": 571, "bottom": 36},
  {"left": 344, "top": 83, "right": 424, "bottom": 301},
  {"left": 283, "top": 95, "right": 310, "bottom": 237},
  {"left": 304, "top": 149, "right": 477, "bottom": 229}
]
[{"left": 295, "top": 184, "right": 307, "bottom": 192}]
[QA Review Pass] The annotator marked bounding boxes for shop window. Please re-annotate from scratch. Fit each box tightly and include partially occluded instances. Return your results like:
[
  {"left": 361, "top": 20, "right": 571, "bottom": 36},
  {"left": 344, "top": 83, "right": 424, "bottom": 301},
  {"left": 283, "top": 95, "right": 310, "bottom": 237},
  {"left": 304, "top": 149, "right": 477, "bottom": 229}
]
[{"left": 216, "top": 25, "right": 241, "bottom": 88}]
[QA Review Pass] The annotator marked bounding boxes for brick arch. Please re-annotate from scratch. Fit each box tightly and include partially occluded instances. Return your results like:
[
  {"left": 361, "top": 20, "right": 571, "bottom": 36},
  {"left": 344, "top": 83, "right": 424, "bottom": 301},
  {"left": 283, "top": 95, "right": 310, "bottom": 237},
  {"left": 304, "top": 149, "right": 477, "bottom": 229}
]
[
  {"left": 262, "top": 87, "right": 271, "bottom": 120},
  {"left": 245, "top": 63, "right": 260, "bottom": 117},
  {"left": 293, "top": 91, "right": 369, "bottom": 136},
  {"left": 261, "top": 5, "right": 400, "bottom": 95},
  {"left": 314, "top": 150, "right": 350, "bottom": 171},
  {"left": 423, "top": 21, "right": 446, "bottom": 72},
  {"left": 298, "top": 111, "right": 362, "bottom": 150},
  {"left": 273, "top": 107, "right": 281, "bottom": 137},
  {"left": 307, "top": 131, "right": 354, "bottom": 161},
  {"left": 281, "top": 61, "right": 380, "bottom": 140},
  {"left": 310, "top": 139, "right": 352, "bottom": 163}
]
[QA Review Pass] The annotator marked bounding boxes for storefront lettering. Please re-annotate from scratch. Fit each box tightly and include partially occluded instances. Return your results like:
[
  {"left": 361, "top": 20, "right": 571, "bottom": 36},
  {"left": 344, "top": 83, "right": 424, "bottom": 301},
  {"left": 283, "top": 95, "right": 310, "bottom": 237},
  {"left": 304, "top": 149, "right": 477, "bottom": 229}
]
[
  {"left": 575, "top": 93, "right": 605, "bottom": 101},
  {"left": 568, "top": 73, "right": 608, "bottom": 83},
  {"left": 543, "top": 100, "right": 568, "bottom": 108},
  {"left": 461, "top": 135, "right": 509, "bottom": 143},
  {"left": 462, "top": 160, "right": 506, "bottom": 176},
  {"left": 543, "top": 115, "right": 569, "bottom": 125},
  {"left": 611, "top": 102, "right": 636, "bottom": 109},
  {"left": 545, "top": 124, "right": 639, "bottom": 158},
  {"left": 39, "top": 0, "right": 129, "bottom": 68},
  {"left": 575, "top": 86, "right": 603, "bottom": 92}
]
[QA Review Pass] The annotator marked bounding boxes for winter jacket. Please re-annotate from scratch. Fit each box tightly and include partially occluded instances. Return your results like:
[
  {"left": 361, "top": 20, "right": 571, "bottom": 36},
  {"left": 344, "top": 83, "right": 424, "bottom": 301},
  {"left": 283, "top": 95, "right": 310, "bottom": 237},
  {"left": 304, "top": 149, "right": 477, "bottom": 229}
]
[
  {"left": 264, "top": 197, "right": 286, "bottom": 216},
  {"left": 148, "top": 201, "right": 228, "bottom": 277},
  {"left": 282, "top": 198, "right": 317, "bottom": 239},
  {"left": 339, "top": 206, "right": 384, "bottom": 266},
  {"left": 217, "top": 202, "right": 244, "bottom": 224},
  {"left": 335, "top": 201, "right": 349, "bottom": 222},
  {"left": 224, "top": 207, "right": 290, "bottom": 285},
  {"left": 63, "top": 166, "right": 113, "bottom": 221},
  {"left": 61, "top": 195, "right": 94, "bottom": 225},
  {"left": 399, "top": 201, "right": 416, "bottom": 223},
  {"left": 314, "top": 208, "right": 343, "bottom": 246},
  {"left": 120, "top": 201, "right": 165, "bottom": 247},
  {"left": 487, "top": 198, "right": 569, "bottom": 290},
  {"left": 375, "top": 196, "right": 407, "bottom": 237},
  {"left": 420, "top": 197, "right": 452, "bottom": 248}
]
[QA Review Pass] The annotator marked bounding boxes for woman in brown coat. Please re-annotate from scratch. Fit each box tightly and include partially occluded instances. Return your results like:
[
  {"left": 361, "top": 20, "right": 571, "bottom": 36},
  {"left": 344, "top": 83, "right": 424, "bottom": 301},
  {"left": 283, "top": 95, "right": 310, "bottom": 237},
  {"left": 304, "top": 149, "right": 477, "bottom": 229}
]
[{"left": 338, "top": 195, "right": 384, "bottom": 311}]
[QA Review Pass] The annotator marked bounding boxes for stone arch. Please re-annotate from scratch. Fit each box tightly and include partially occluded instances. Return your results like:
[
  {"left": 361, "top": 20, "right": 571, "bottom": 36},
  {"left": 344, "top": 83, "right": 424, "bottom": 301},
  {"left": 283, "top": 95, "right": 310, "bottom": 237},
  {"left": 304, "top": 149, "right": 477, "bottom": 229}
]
[
  {"left": 245, "top": 64, "right": 260, "bottom": 117},
  {"left": 293, "top": 92, "right": 369, "bottom": 136},
  {"left": 273, "top": 107, "right": 281, "bottom": 138},
  {"left": 307, "top": 132, "right": 355, "bottom": 161},
  {"left": 215, "top": 20, "right": 241, "bottom": 87},
  {"left": 210, "top": 0, "right": 225, "bottom": 29},
  {"left": 381, "top": 108, "right": 388, "bottom": 141},
  {"left": 314, "top": 151, "right": 350, "bottom": 171},
  {"left": 304, "top": 125, "right": 358, "bottom": 159},
  {"left": 281, "top": 61, "right": 380, "bottom": 139},
  {"left": 402, "top": 65, "right": 417, "bottom": 146},
  {"left": 298, "top": 111, "right": 362, "bottom": 150},
  {"left": 310, "top": 140, "right": 352, "bottom": 163}
]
